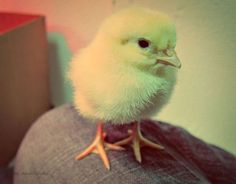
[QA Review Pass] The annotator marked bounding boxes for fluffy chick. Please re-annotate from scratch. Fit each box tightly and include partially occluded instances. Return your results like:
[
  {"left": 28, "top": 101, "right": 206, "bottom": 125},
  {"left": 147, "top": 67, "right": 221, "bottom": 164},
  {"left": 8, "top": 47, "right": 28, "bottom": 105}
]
[{"left": 69, "top": 7, "right": 181, "bottom": 170}]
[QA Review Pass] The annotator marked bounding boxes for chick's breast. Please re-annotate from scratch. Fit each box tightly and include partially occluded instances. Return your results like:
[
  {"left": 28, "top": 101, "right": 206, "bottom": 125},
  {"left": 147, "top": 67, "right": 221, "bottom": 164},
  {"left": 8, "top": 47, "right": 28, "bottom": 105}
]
[{"left": 69, "top": 45, "right": 176, "bottom": 124}]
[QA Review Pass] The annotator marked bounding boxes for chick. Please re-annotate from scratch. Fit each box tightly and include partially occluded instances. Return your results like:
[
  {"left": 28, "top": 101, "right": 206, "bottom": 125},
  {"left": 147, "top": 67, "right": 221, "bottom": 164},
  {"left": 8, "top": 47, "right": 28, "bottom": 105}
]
[{"left": 69, "top": 7, "right": 181, "bottom": 170}]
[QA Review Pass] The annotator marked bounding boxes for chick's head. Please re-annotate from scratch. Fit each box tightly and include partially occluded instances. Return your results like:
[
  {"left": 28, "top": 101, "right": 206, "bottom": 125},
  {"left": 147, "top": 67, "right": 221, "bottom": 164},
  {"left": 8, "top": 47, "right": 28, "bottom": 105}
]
[{"left": 94, "top": 7, "right": 181, "bottom": 73}]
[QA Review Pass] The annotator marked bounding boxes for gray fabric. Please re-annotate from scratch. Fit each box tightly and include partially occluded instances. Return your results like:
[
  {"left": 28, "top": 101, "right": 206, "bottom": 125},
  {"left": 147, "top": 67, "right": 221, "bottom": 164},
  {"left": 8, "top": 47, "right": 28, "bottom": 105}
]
[
  {"left": 0, "top": 167, "right": 13, "bottom": 184},
  {"left": 14, "top": 104, "right": 236, "bottom": 184}
]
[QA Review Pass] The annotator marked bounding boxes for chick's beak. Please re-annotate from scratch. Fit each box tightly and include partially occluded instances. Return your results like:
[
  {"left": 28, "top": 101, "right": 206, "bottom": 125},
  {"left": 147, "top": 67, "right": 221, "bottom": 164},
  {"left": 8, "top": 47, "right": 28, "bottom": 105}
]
[{"left": 156, "top": 52, "right": 181, "bottom": 69}]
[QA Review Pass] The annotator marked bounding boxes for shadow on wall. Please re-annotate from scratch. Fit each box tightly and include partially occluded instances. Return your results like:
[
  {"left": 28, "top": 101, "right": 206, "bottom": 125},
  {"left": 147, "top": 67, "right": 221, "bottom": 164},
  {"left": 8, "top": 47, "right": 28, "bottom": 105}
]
[{"left": 47, "top": 32, "right": 73, "bottom": 106}]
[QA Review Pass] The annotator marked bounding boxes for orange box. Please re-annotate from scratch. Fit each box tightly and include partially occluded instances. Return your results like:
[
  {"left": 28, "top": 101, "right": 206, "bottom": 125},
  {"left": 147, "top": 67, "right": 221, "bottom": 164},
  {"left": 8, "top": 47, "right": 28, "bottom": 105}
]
[{"left": 0, "top": 12, "right": 51, "bottom": 166}]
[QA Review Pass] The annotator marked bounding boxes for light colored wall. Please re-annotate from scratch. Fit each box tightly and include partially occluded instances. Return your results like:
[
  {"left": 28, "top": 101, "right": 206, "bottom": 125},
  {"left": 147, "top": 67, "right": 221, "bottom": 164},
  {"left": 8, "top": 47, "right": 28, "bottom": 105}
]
[{"left": 1, "top": 0, "right": 235, "bottom": 155}]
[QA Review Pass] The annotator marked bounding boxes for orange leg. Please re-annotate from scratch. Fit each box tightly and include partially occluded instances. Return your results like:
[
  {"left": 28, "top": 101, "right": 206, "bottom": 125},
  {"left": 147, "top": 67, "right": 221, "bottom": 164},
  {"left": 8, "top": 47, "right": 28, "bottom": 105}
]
[
  {"left": 114, "top": 121, "right": 164, "bottom": 163},
  {"left": 75, "top": 122, "right": 124, "bottom": 170}
]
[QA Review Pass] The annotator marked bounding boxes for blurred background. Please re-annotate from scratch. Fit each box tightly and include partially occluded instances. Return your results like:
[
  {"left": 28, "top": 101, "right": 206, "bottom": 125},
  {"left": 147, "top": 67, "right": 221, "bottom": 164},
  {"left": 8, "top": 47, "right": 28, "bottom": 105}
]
[{"left": 0, "top": 0, "right": 235, "bottom": 157}]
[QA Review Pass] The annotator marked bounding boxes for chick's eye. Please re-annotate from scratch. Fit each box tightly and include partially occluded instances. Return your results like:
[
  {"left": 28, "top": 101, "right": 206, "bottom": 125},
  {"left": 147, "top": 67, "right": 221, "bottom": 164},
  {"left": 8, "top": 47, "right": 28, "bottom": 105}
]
[{"left": 138, "top": 39, "right": 150, "bottom": 48}]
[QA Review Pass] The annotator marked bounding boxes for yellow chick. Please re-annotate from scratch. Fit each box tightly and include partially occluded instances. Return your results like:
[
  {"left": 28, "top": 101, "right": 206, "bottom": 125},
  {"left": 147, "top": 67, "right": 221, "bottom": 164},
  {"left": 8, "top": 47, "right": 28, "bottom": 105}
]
[{"left": 69, "top": 7, "right": 181, "bottom": 170}]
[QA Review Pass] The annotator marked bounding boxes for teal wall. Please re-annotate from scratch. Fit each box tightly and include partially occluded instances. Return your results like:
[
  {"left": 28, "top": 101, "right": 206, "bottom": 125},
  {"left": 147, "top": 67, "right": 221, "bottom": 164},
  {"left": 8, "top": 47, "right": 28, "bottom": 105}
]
[{"left": 48, "top": 33, "right": 73, "bottom": 106}]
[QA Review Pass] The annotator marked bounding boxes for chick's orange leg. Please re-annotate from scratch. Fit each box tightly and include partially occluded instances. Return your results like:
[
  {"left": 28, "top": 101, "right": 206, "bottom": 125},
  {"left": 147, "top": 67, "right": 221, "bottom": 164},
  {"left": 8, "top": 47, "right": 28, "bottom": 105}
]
[
  {"left": 75, "top": 122, "right": 124, "bottom": 170},
  {"left": 114, "top": 121, "right": 164, "bottom": 163}
]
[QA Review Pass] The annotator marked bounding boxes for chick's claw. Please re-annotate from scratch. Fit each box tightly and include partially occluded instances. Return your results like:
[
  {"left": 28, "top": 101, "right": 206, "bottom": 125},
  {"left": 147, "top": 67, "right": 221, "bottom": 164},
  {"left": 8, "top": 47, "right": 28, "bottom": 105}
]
[
  {"left": 75, "top": 122, "right": 124, "bottom": 170},
  {"left": 114, "top": 121, "right": 164, "bottom": 163}
]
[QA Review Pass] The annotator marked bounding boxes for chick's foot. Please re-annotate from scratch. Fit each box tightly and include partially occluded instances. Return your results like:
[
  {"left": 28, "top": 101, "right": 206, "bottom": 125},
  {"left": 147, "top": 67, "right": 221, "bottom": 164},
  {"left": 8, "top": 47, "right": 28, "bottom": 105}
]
[
  {"left": 114, "top": 121, "right": 164, "bottom": 163},
  {"left": 75, "top": 122, "right": 124, "bottom": 170}
]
